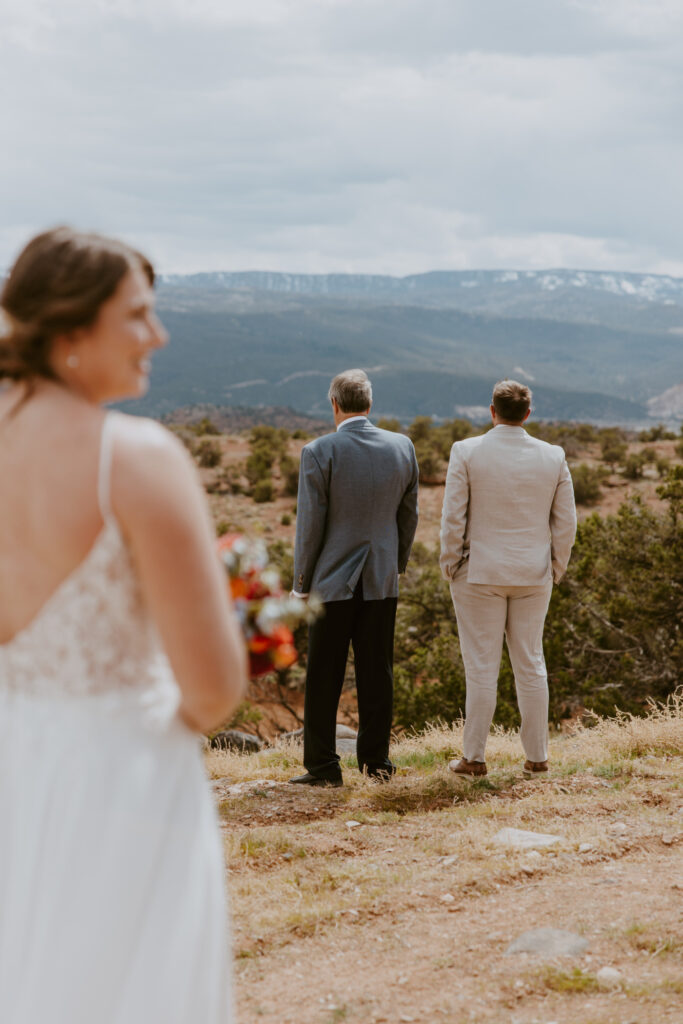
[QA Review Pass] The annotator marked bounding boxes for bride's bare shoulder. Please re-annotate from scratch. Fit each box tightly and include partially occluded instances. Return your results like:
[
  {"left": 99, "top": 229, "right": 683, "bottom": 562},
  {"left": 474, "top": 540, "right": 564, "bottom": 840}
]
[
  {"left": 113, "top": 413, "right": 183, "bottom": 455},
  {"left": 111, "top": 415, "right": 202, "bottom": 515}
]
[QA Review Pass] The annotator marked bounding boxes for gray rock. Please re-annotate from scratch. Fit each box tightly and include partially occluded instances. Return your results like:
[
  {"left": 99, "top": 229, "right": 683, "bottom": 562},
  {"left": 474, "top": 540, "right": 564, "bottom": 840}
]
[
  {"left": 278, "top": 722, "right": 357, "bottom": 755},
  {"left": 596, "top": 966, "right": 623, "bottom": 987},
  {"left": 209, "top": 729, "right": 263, "bottom": 753},
  {"left": 336, "top": 737, "right": 357, "bottom": 755},
  {"left": 278, "top": 727, "right": 304, "bottom": 743},
  {"left": 493, "top": 827, "right": 563, "bottom": 850},
  {"left": 505, "top": 928, "right": 589, "bottom": 957},
  {"left": 335, "top": 723, "right": 357, "bottom": 738},
  {"left": 335, "top": 722, "right": 357, "bottom": 755}
]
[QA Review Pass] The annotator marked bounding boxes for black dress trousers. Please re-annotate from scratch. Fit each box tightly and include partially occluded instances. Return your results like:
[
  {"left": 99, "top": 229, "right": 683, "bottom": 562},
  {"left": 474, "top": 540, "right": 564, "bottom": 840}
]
[{"left": 303, "top": 579, "right": 398, "bottom": 779}]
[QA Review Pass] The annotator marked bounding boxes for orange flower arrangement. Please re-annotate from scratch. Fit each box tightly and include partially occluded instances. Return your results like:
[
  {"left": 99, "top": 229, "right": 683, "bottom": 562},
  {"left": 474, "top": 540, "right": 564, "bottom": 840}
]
[{"left": 217, "top": 534, "right": 318, "bottom": 677}]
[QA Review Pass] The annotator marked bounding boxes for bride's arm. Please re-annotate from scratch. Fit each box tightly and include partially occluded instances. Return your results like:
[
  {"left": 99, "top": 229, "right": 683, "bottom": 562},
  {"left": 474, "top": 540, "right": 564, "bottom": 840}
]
[{"left": 111, "top": 418, "right": 248, "bottom": 733}]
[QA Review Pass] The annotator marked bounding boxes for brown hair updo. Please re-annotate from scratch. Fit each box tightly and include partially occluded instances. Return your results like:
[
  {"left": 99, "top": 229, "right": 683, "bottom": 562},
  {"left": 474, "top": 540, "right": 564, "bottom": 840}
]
[{"left": 0, "top": 226, "right": 155, "bottom": 385}]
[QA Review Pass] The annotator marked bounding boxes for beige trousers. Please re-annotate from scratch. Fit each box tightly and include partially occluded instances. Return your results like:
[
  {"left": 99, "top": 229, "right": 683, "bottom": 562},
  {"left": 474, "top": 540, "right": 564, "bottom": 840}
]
[{"left": 450, "top": 570, "right": 553, "bottom": 763}]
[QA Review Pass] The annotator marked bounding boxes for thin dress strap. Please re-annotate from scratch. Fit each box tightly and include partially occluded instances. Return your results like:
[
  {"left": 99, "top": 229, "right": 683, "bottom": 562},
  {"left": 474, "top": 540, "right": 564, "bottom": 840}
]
[{"left": 97, "top": 413, "right": 116, "bottom": 524}]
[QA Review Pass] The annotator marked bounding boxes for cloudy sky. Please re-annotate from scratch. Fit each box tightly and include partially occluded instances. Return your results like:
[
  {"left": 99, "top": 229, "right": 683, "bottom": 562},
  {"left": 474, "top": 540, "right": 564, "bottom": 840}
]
[{"left": 1, "top": 0, "right": 682, "bottom": 275}]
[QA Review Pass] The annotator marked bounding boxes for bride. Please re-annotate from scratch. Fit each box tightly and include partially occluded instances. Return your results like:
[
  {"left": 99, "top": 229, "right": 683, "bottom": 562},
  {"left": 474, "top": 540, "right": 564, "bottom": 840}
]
[{"left": 0, "top": 227, "right": 248, "bottom": 1022}]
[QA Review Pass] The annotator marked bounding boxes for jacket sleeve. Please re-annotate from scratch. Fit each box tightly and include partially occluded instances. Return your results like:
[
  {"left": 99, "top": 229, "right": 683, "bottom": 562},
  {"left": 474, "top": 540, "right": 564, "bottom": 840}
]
[
  {"left": 439, "top": 443, "right": 469, "bottom": 581},
  {"left": 397, "top": 441, "right": 419, "bottom": 573},
  {"left": 550, "top": 456, "right": 577, "bottom": 583},
  {"left": 292, "top": 445, "right": 328, "bottom": 594}
]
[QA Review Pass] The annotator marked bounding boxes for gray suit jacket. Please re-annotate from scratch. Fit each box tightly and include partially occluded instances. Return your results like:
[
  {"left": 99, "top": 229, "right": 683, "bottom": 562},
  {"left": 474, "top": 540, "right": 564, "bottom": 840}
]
[
  {"left": 440, "top": 425, "right": 577, "bottom": 586},
  {"left": 293, "top": 419, "right": 419, "bottom": 602}
]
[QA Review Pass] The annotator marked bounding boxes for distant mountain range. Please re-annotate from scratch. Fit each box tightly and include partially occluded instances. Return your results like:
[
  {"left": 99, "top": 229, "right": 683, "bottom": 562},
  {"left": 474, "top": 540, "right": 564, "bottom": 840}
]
[{"left": 120, "top": 268, "right": 683, "bottom": 425}]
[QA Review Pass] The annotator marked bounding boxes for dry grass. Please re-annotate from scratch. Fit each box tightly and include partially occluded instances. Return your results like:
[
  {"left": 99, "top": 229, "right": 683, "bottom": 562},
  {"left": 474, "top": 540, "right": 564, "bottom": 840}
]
[{"left": 208, "top": 690, "right": 683, "bottom": 786}]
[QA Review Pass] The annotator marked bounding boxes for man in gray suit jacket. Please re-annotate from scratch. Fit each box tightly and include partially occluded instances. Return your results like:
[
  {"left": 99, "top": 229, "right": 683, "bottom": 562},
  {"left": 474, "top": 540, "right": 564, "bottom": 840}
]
[
  {"left": 290, "top": 369, "right": 419, "bottom": 786},
  {"left": 440, "top": 380, "right": 576, "bottom": 780}
]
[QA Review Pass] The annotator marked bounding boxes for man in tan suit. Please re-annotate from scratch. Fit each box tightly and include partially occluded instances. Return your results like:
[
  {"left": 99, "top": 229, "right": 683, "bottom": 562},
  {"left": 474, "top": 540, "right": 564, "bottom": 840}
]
[{"left": 440, "top": 380, "right": 576, "bottom": 778}]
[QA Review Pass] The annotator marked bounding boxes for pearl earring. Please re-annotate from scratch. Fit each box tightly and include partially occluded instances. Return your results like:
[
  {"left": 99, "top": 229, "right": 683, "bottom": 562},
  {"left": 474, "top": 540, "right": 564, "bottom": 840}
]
[{"left": 66, "top": 354, "right": 80, "bottom": 369}]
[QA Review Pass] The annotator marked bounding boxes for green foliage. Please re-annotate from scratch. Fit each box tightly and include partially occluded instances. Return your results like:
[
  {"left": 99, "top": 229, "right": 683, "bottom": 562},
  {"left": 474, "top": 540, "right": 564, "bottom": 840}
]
[
  {"left": 252, "top": 480, "right": 275, "bottom": 503},
  {"left": 227, "top": 700, "right": 263, "bottom": 730},
  {"left": 525, "top": 421, "right": 593, "bottom": 457},
  {"left": 195, "top": 438, "right": 222, "bottom": 468},
  {"left": 544, "top": 491, "right": 683, "bottom": 716},
  {"left": 570, "top": 463, "right": 604, "bottom": 506},
  {"left": 657, "top": 464, "right": 683, "bottom": 525},
  {"left": 406, "top": 416, "right": 477, "bottom": 482},
  {"left": 408, "top": 416, "right": 434, "bottom": 443},
  {"left": 639, "top": 424, "right": 676, "bottom": 442},
  {"left": 413, "top": 440, "right": 444, "bottom": 483},
  {"left": 245, "top": 449, "right": 273, "bottom": 487},
  {"left": 280, "top": 513, "right": 292, "bottom": 526},
  {"left": 279, "top": 454, "right": 300, "bottom": 497},
  {"left": 599, "top": 428, "right": 628, "bottom": 469},
  {"left": 622, "top": 452, "right": 647, "bottom": 479},
  {"left": 192, "top": 416, "right": 220, "bottom": 435},
  {"left": 246, "top": 425, "right": 293, "bottom": 498},
  {"left": 376, "top": 417, "right": 403, "bottom": 432},
  {"left": 250, "top": 425, "right": 289, "bottom": 455},
  {"left": 675, "top": 439, "right": 683, "bottom": 460}
]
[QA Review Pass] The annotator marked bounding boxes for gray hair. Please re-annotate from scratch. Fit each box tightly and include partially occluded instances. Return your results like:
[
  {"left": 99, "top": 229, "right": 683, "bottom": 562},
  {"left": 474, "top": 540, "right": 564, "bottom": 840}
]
[{"left": 328, "top": 368, "right": 373, "bottom": 413}]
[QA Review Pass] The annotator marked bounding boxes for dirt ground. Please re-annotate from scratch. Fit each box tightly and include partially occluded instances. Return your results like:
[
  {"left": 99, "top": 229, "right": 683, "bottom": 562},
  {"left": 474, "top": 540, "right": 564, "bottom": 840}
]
[
  {"left": 209, "top": 713, "right": 683, "bottom": 1024},
  {"left": 234, "top": 844, "right": 682, "bottom": 1024}
]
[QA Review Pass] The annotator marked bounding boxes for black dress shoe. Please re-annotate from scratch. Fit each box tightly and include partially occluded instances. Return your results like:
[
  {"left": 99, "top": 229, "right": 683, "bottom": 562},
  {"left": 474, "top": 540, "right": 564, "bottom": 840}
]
[{"left": 288, "top": 772, "right": 343, "bottom": 788}]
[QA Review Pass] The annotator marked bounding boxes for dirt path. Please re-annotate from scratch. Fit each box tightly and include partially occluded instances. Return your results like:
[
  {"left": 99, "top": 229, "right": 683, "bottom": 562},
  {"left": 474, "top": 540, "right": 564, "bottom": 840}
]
[{"left": 235, "top": 843, "right": 682, "bottom": 1024}]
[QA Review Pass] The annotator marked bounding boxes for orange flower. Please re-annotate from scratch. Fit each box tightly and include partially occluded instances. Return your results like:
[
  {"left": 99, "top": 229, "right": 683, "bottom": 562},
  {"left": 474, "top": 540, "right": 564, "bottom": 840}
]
[
  {"left": 249, "top": 634, "right": 273, "bottom": 654},
  {"left": 217, "top": 533, "right": 241, "bottom": 553},
  {"left": 229, "top": 578, "right": 248, "bottom": 599},
  {"left": 273, "top": 644, "right": 298, "bottom": 670}
]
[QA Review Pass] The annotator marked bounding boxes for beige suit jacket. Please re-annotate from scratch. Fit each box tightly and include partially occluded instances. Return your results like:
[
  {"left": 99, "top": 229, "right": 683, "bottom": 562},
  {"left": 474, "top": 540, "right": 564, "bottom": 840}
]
[{"left": 440, "top": 425, "right": 577, "bottom": 586}]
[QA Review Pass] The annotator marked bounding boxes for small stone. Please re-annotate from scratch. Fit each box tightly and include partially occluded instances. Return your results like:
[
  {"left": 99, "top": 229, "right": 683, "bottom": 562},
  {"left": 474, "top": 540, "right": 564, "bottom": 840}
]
[
  {"left": 209, "top": 729, "right": 263, "bottom": 753},
  {"left": 440, "top": 893, "right": 455, "bottom": 903},
  {"left": 608, "top": 821, "right": 628, "bottom": 833},
  {"left": 521, "top": 865, "right": 536, "bottom": 876},
  {"left": 506, "top": 927, "right": 589, "bottom": 957},
  {"left": 493, "top": 828, "right": 562, "bottom": 850},
  {"left": 661, "top": 833, "right": 675, "bottom": 845},
  {"left": 335, "top": 723, "right": 357, "bottom": 738},
  {"left": 440, "top": 855, "right": 458, "bottom": 867},
  {"left": 526, "top": 850, "right": 542, "bottom": 860},
  {"left": 397, "top": 974, "right": 408, "bottom": 985},
  {"left": 578, "top": 842, "right": 593, "bottom": 853},
  {"left": 345, "top": 820, "right": 362, "bottom": 829},
  {"left": 596, "top": 966, "right": 623, "bottom": 987}
]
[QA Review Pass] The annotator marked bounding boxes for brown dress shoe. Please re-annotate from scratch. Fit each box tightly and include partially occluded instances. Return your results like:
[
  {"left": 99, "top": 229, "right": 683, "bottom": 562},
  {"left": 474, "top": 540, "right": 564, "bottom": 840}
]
[
  {"left": 448, "top": 757, "right": 487, "bottom": 778},
  {"left": 523, "top": 759, "right": 549, "bottom": 777}
]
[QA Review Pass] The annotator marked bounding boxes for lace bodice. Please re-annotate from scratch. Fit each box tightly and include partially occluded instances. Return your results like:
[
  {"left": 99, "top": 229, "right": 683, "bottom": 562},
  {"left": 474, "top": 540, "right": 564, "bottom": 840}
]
[{"left": 0, "top": 414, "right": 180, "bottom": 718}]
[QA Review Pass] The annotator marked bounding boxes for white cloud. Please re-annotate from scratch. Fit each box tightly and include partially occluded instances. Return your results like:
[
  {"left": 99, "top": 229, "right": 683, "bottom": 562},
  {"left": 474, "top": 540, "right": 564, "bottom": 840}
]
[{"left": 1, "top": 0, "right": 682, "bottom": 275}]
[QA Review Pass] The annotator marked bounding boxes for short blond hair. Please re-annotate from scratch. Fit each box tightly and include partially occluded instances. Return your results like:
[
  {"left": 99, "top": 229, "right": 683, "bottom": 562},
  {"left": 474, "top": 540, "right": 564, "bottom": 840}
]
[
  {"left": 492, "top": 379, "right": 532, "bottom": 422},
  {"left": 328, "top": 369, "right": 372, "bottom": 413}
]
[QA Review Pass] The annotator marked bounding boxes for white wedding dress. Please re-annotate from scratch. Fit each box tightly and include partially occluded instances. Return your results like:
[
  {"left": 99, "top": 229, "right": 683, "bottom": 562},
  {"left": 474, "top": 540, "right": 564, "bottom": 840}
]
[{"left": 0, "top": 415, "right": 234, "bottom": 1023}]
